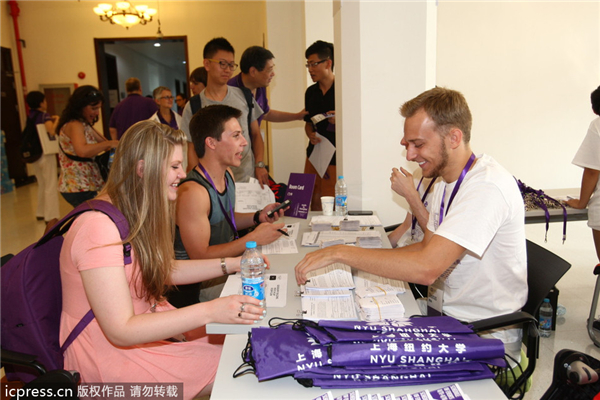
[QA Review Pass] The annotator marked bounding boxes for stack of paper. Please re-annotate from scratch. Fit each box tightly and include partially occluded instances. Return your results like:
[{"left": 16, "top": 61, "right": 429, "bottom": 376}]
[
  {"left": 302, "top": 230, "right": 382, "bottom": 247},
  {"left": 310, "top": 215, "right": 383, "bottom": 227},
  {"left": 339, "top": 219, "right": 360, "bottom": 231},
  {"left": 354, "top": 285, "right": 404, "bottom": 298},
  {"left": 301, "top": 296, "right": 358, "bottom": 321},
  {"left": 353, "top": 270, "right": 408, "bottom": 294},
  {"left": 301, "top": 263, "right": 358, "bottom": 320},
  {"left": 356, "top": 294, "right": 405, "bottom": 321},
  {"left": 356, "top": 236, "right": 382, "bottom": 248},
  {"left": 320, "top": 238, "right": 345, "bottom": 248},
  {"left": 301, "top": 287, "right": 352, "bottom": 297},
  {"left": 312, "top": 222, "right": 332, "bottom": 231},
  {"left": 305, "top": 263, "right": 355, "bottom": 290}
]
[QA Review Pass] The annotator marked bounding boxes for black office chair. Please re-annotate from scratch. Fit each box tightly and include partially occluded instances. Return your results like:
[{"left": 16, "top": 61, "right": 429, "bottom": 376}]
[{"left": 470, "top": 239, "right": 572, "bottom": 399}]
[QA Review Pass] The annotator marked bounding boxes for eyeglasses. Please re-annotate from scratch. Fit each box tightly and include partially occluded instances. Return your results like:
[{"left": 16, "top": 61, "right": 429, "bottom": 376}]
[
  {"left": 160, "top": 96, "right": 174, "bottom": 100},
  {"left": 208, "top": 59, "right": 238, "bottom": 71},
  {"left": 305, "top": 59, "right": 328, "bottom": 69}
]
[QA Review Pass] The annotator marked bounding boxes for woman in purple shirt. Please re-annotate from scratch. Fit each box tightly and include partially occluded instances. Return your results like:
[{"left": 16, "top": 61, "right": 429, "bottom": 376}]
[{"left": 150, "top": 86, "right": 183, "bottom": 130}]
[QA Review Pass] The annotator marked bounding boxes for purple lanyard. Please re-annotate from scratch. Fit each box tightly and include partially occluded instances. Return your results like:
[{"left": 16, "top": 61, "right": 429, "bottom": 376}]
[
  {"left": 197, "top": 162, "right": 239, "bottom": 239},
  {"left": 439, "top": 153, "right": 476, "bottom": 226},
  {"left": 411, "top": 176, "right": 438, "bottom": 233}
]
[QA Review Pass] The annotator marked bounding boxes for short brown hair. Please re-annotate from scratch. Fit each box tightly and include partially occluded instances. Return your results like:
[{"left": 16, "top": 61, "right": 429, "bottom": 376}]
[
  {"left": 189, "top": 105, "right": 242, "bottom": 158},
  {"left": 125, "top": 77, "right": 141, "bottom": 93},
  {"left": 400, "top": 87, "right": 472, "bottom": 143},
  {"left": 189, "top": 67, "right": 207, "bottom": 86}
]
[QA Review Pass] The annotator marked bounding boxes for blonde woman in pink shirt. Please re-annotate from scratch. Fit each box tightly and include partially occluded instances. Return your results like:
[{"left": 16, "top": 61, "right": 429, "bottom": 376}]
[{"left": 59, "top": 120, "right": 265, "bottom": 399}]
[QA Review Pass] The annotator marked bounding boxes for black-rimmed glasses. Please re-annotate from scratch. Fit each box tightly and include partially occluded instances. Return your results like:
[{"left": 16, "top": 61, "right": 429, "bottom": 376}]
[
  {"left": 305, "top": 59, "right": 328, "bottom": 69},
  {"left": 208, "top": 59, "right": 238, "bottom": 71}
]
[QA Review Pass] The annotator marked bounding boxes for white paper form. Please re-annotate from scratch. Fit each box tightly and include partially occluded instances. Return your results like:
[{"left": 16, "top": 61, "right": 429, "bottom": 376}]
[
  {"left": 304, "top": 263, "right": 355, "bottom": 290},
  {"left": 259, "top": 223, "right": 300, "bottom": 255},
  {"left": 219, "top": 273, "right": 287, "bottom": 307},
  {"left": 235, "top": 177, "right": 275, "bottom": 213},
  {"left": 301, "top": 295, "right": 358, "bottom": 321},
  {"left": 302, "top": 230, "right": 382, "bottom": 246},
  {"left": 300, "top": 287, "right": 352, "bottom": 297},
  {"left": 308, "top": 132, "right": 336, "bottom": 178},
  {"left": 310, "top": 215, "right": 383, "bottom": 227}
]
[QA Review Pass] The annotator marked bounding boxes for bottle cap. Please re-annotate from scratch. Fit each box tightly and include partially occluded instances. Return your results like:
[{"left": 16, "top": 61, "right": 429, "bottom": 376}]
[
  {"left": 246, "top": 241, "right": 257, "bottom": 249},
  {"left": 338, "top": 176, "right": 344, "bottom": 179},
  {"left": 543, "top": 298, "right": 550, "bottom": 303}
]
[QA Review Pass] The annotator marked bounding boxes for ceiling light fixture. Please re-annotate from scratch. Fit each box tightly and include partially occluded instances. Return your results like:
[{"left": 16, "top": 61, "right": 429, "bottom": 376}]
[{"left": 93, "top": 2, "right": 157, "bottom": 29}]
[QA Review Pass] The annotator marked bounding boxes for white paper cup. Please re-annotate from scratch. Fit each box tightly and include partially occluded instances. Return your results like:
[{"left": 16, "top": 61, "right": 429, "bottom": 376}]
[{"left": 321, "top": 196, "right": 335, "bottom": 216}]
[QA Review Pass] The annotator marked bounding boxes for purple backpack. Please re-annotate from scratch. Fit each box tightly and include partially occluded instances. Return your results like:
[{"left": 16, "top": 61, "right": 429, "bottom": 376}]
[{"left": 1, "top": 200, "right": 131, "bottom": 382}]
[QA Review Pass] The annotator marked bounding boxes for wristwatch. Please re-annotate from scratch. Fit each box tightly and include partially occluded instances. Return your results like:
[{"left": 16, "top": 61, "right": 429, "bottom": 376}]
[{"left": 255, "top": 161, "right": 265, "bottom": 168}]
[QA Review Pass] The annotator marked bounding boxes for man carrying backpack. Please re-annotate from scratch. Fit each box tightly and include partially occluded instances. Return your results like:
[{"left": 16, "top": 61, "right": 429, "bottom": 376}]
[
  {"left": 25, "top": 91, "right": 60, "bottom": 223},
  {"left": 180, "top": 38, "right": 266, "bottom": 186}
]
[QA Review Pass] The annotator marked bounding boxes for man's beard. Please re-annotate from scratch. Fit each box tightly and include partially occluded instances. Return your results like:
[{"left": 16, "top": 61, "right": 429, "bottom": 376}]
[{"left": 424, "top": 139, "right": 448, "bottom": 179}]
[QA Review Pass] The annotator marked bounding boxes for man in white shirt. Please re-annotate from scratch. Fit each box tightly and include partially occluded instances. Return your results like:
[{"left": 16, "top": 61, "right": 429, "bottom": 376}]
[{"left": 295, "top": 87, "right": 527, "bottom": 359}]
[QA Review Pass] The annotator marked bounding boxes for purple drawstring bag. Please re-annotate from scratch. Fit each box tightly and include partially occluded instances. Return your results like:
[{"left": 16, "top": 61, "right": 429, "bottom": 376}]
[
  {"left": 319, "top": 327, "right": 478, "bottom": 344},
  {"left": 295, "top": 367, "right": 495, "bottom": 389},
  {"left": 330, "top": 335, "right": 506, "bottom": 367},
  {"left": 237, "top": 324, "right": 332, "bottom": 381},
  {"left": 235, "top": 317, "right": 507, "bottom": 389},
  {"left": 294, "top": 360, "right": 488, "bottom": 375},
  {"left": 318, "top": 316, "right": 473, "bottom": 334}
]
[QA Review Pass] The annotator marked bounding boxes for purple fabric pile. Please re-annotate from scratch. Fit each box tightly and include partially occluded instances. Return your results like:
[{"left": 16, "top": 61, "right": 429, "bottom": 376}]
[{"left": 239, "top": 316, "right": 506, "bottom": 389}]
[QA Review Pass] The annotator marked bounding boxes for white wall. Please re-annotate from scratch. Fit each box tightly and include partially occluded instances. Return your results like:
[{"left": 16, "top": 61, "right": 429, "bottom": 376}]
[
  {"left": 333, "top": 1, "right": 599, "bottom": 226},
  {"left": 437, "top": 1, "right": 600, "bottom": 191},
  {"left": 266, "top": 0, "right": 334, "bottom": 183},
  {"left": 335, "top": 1, "right": 437, "bottom": 225},
  {"left": 266, "top": 1, "right": 308, "bottom": 183}
]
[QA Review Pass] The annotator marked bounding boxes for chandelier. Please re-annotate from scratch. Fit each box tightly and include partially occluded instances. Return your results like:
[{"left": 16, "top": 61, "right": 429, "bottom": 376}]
[{"left": 93, "top": 2, "right": 157, "bottom": 29}]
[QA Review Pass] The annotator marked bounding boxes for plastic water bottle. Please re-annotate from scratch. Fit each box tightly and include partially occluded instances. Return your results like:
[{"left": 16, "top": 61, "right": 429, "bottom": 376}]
[
  {"left": 539, "top": 298, "right": 553, "bottom": 338},
  {"left": 335, "top": 176, "right": 348, "bottom": 216},
  {"left": 240, "top": 241, "right": 266, "bottom": 307}
]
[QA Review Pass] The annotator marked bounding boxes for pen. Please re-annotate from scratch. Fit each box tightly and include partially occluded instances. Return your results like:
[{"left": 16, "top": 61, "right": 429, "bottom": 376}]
[{"left": 277, "top": 229, "right": 289, "bottom": 237}]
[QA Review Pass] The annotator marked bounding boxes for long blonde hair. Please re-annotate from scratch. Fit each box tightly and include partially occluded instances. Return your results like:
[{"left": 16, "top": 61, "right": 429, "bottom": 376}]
[{"left": 100, "top": 120, "right": 186, "bottom": 302}]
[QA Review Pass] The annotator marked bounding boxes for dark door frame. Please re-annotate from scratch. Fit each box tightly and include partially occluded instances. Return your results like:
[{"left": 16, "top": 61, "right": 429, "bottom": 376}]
[{"left": 93, "top": 36, "right": 189, "bottom": 138}]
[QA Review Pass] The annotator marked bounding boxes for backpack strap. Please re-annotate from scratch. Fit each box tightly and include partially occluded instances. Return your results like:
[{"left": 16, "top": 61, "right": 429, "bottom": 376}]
[
  {"left": 190, "top": 94, "right": 201, "bottom": 115},
  {"left": 51, "top": 200, "right": 132, "bottom": 353},
  {"left": 37, "top": 200, "right": 131, "bottom": 264},
  {"left": 240, "top": 86, "right": 255, "bottom": 136},
  {"left": 59, "top": 309, "right": 95, "bottom": 356}
]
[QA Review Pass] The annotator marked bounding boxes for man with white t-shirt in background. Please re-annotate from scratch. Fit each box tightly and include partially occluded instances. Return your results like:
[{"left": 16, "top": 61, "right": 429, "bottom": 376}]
[{"left": 295, "top": 87, "right": 528, "bottom": 362}]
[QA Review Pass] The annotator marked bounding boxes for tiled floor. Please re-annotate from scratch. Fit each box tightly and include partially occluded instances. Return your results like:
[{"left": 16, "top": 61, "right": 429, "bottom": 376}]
[{"left": 2, "top": 182, "right": 600, "bottom": 398}]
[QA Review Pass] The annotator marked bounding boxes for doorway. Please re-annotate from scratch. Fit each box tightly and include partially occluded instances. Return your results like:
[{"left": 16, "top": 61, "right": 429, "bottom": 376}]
[{"left": 94, "top": 37, "right": 188, "bottom": 137}]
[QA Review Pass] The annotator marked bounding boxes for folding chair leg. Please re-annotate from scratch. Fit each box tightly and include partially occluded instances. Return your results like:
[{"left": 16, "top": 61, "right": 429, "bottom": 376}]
[{"left": 587, "top": 265, "right": 600, "bottom": 347}]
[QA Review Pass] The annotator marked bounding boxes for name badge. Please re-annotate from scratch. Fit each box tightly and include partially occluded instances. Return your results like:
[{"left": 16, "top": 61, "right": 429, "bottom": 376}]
[{"left": 427, "top": 278, "right": 444, "bottom": 316}]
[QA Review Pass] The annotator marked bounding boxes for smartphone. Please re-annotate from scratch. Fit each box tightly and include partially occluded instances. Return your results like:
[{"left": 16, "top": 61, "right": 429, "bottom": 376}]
[
  {"left": 348, "top": 210, "right": 373, "bottom": 216},
  {"left": 267, "top": 199, "right": 292, "bottom": 218}
]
